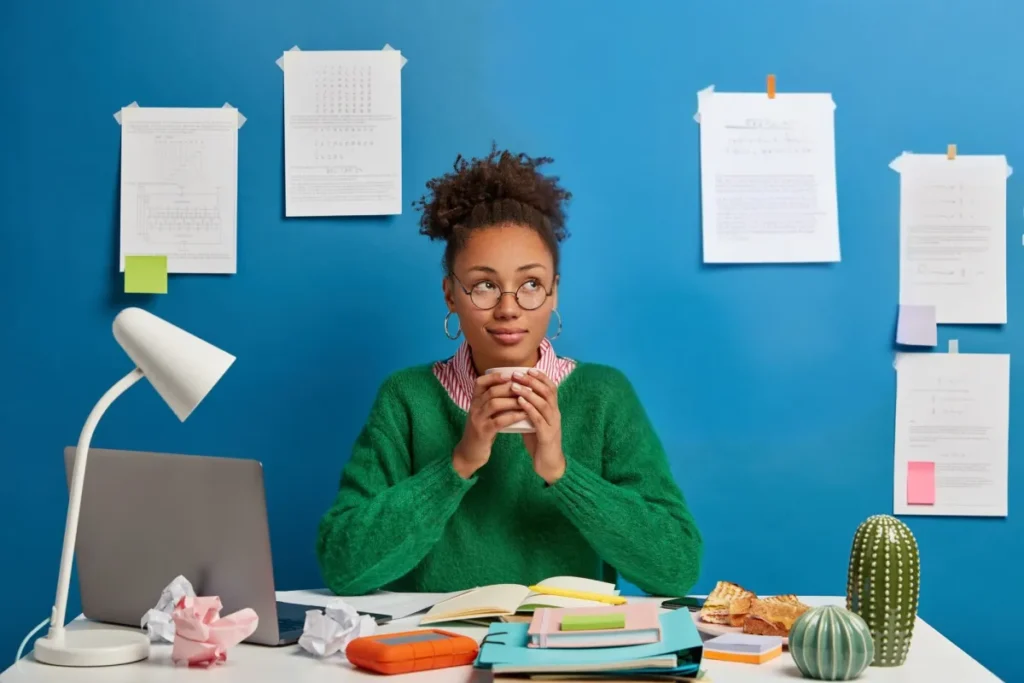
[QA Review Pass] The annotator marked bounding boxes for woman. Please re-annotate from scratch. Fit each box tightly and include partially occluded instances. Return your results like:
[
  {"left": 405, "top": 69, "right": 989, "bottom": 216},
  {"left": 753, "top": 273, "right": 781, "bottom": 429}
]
[{"left": 316, "top": 147, "right": 702, "bottom": 598}]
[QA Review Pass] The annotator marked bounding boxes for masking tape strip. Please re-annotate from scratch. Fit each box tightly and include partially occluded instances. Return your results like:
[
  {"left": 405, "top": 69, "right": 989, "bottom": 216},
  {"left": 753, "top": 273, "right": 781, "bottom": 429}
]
[
  {"left": 948, "top": 339, "right": 958, "bottom": 354},
  {"left": 114, "top": 101, "right": 245, "bottom": 129},
  {"left": 222, "top": 102, "right": 247, "bottom": 129},
  {"left": 693, "top": 84, "right": 715, "bottom": 124},
  {"left": 276, "top": 44, "right": 406, "bottom": 70},
  {"left": 112, "top": 101, "right": 139, "bottom": 124},
  {"left": 276, "top": 45, "right": 301, "bottom": 70},
  {"left": 382, "top": 43, "right": 408, "bottom": 69}
]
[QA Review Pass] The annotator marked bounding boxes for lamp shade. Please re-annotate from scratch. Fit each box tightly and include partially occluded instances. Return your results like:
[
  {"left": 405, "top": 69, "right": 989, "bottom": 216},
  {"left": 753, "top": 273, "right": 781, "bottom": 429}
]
[{"left": 112, "top": 307, "right": 235, "bottom": 421}]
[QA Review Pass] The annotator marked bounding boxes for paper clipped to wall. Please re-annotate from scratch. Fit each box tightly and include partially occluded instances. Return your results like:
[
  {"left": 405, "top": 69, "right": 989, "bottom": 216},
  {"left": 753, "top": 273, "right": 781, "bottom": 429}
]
[
  {"left": 891, "top": 152, "right": 1010, "bottom": 324},
  {"left": 118, "top": 105, "right": 240, "bottom": 274},
  {"left": 695, "top": 86, "right": 840, "bottom": 263},
  {"left": 893, "top": 352, "right": 1009, "bottom": 517},
  {"left": 282, "top": 49, "right": 403, "bottom": 217}
]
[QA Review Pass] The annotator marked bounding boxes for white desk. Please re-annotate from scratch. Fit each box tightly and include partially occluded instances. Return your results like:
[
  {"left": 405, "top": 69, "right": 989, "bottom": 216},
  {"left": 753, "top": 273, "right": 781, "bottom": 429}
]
[{"left": 0, "top": 593, "right": 1001, "bottom": 682}]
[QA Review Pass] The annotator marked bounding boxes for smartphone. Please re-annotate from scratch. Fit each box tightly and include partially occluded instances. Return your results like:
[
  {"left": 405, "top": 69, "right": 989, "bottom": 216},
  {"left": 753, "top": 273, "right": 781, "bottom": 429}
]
[{"left": 661, "top": 596, "right": 704, "bottom": 611}]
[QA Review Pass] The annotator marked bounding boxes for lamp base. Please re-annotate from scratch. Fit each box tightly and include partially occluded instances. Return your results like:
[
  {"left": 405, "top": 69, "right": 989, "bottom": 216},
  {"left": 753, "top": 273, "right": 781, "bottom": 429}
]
[{"left": 34, "top": 628, "right": 150, "bottom": 667}]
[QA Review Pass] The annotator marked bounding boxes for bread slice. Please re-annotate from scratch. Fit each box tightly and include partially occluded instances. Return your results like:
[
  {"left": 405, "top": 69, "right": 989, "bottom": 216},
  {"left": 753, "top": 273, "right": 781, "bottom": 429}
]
[
  {"left": 763, "top": 594, "right": 804, "bottom": 606},
  {"left": 741, "top": 595, "right": 809, "bottom": 636},
  {"left": 699, "top": 581, "right": 756, "bottom": 625}
]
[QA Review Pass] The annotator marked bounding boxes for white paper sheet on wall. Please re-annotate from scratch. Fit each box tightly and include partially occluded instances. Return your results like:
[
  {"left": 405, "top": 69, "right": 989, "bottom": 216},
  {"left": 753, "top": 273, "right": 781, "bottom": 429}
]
[
  {"left": 893, "top": 352, "right": 1009, "bottom": 517},
  {"left": 890, "top": 152, "right": 1010, "bottom": 324},
  {"left": 282, "top": 49, "right": 403, "bottom": 217},
  {"left": 118, "top": 106, "right": 239, "bottom": 274},
  {"left": 695, "top": 89, "right": 840, "bottom": 263}
]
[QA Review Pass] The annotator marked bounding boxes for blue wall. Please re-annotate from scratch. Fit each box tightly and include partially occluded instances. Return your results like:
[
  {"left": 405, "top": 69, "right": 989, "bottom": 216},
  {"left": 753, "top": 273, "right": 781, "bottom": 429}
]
[{"left": 1, "top": 1, "right": 1019, "bottom": 680}]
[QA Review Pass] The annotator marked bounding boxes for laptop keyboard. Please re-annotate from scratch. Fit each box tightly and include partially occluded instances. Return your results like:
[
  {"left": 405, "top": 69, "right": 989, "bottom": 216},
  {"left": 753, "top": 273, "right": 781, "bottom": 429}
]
[{"left": 278, "top": 617, "right": 305, "bottom": 633}]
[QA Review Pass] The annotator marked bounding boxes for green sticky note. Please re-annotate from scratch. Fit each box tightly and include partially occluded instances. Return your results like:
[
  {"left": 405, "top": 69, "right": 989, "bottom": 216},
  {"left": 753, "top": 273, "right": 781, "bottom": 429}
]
[
  {"left": 560, "top": 613, "right": 625, "bottom": 631},
  {"left": 124, "top": 255, "right": 168, "bottom": 294}
]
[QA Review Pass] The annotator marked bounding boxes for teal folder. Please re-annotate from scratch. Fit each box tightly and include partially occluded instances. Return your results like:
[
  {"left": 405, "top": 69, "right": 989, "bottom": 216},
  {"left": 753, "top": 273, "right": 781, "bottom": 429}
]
[{"left": 474, "top": 606, "right": 703, "bottom": 675}]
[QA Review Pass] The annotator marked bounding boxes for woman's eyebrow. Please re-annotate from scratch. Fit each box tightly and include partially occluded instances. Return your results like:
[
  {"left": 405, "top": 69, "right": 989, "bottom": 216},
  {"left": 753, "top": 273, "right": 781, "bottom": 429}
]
[{"left": 466, "top": 263, "right": 547, "bottom": 274}]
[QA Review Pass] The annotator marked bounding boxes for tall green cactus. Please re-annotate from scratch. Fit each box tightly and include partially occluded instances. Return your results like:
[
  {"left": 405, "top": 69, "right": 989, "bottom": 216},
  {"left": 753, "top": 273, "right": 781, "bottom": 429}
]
[{"left": 846, "top": 514, "right": 920, "bottom": 666}]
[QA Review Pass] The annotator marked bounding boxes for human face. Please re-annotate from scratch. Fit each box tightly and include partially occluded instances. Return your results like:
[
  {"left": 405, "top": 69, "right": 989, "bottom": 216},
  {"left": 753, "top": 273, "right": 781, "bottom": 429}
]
[{"left": 443, "top": 224, "right": 559, "bottom": 373}]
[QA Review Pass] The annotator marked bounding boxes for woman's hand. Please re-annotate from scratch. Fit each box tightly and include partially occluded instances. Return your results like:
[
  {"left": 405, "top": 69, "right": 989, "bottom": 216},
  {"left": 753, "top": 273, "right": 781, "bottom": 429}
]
[
  {"left": 512, "top": 369, "right": 566, "bottom": 484},
  {"left": 452, "top": 373, "right": 528, "bottom": 479}
]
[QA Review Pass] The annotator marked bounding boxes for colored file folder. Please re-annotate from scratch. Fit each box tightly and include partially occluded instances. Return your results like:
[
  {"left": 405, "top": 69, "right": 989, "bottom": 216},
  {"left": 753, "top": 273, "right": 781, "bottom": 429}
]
[{"left": 475, "top": 605, "right": 703, "bottom": 676}]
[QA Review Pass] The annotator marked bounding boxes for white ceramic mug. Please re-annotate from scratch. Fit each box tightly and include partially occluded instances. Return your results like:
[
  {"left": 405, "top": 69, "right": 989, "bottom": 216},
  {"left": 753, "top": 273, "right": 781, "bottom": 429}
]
[{"left": 484, "top": 367, "right": 541, "bottom": 433}]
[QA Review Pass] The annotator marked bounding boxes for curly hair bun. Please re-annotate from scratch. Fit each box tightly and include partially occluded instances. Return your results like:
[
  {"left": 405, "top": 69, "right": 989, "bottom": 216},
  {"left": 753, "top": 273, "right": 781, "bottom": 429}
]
[{"left": 414, "top": 143, "right": 572, "bottom": 272}]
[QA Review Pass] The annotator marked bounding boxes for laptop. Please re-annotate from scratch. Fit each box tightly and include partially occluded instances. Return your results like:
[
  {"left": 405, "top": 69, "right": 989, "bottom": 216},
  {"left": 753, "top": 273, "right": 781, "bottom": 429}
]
[{"left": 63, "top": 446, "right": 310, "bottom": 646}]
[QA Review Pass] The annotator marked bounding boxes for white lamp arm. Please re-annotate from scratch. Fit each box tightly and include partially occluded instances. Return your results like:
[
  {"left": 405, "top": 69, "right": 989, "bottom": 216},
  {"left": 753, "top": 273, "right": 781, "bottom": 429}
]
[{"left": 46, "top": 368, "right": 144, "bottom": 642}]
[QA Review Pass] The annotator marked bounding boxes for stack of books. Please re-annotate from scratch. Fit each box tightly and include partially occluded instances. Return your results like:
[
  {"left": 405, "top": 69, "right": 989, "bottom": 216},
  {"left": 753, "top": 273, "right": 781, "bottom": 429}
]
[{"left": 473, "top": 601, "right": 705, "bottom": 681}]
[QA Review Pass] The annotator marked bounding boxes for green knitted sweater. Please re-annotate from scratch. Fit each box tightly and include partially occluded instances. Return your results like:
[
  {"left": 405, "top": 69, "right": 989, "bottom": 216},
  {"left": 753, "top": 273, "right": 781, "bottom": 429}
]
[{"left": 316, "top": 362, "right": 702, "bottom": 597}]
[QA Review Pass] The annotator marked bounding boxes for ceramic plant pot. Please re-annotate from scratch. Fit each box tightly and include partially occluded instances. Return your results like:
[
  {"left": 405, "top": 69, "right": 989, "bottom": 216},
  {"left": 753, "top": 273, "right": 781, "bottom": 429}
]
[
  {"left": 846, "top": 514, "right": 920, "bottom": 666},
  {"left": 789, "top": 605, "right": 874, "bottom": 680}
]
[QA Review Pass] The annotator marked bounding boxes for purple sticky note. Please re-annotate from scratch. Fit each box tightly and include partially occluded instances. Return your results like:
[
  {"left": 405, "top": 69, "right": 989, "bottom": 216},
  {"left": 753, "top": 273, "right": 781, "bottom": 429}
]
[
  {"left": 907, "top": 461, "right": 935, "bottom": 505},
  {"left": 896, "top": 305, "right": 937, "bottom": 346}
]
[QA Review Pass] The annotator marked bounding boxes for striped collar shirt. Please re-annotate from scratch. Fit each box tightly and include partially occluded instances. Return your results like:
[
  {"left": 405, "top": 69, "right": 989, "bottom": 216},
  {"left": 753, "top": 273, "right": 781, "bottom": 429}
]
[{"left": 433, "top": 338, "right": 577, "bottom": 412}]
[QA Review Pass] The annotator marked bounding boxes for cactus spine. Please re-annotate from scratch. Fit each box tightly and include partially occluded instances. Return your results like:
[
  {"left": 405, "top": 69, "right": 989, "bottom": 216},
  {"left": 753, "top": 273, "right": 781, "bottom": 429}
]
[{"left": 846, "top": 514, "right": 919, "bottom": 666}]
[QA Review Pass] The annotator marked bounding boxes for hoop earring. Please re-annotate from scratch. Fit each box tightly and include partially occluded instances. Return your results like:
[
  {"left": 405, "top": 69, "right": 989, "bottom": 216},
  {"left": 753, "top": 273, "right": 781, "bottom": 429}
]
[
  {"left": 444, "top": 311, "right": 462, "bottom": 340},
  {"left": 549, "top": 309, "right": 562, "bottom": 341}
]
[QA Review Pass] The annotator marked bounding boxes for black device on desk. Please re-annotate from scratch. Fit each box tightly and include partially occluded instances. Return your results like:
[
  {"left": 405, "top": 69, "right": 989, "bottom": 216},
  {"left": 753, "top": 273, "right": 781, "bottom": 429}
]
[
  {"left": 64, "top": 447, "right": 309, "bottom": 647},
  {"left": 662, "top": 596, "right": 705, "bottom": 611}
]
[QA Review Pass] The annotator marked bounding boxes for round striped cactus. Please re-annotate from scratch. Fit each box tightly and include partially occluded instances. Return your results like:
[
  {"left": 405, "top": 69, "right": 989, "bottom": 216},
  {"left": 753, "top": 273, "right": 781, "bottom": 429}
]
[
  {"left": 789, "top": 605, "right": 874, "bottom": 680},
  {"left": 845, "top": 514, "right": 919, "bottom": 666}
]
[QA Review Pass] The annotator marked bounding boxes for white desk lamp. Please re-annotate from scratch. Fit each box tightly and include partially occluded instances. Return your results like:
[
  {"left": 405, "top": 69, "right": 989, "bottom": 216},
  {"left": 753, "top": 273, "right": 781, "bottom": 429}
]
[{"left": 33, "top": 307, "right": 236, "bottom": 667}]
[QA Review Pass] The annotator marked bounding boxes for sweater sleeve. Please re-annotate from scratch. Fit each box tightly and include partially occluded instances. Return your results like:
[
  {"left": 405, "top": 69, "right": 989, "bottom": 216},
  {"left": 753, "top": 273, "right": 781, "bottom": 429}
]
[
  {"left": 316, "top": 376, "right": 476, "bottom": 595},
  {"left": 548, "top": 369, "right": 702, "bottom": 597}
]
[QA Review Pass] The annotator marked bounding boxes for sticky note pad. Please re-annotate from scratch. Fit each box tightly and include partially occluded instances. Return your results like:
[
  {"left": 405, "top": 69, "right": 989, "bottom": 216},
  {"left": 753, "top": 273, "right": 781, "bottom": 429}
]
[
  {"left": 907, "top": 461, "right": 936, "bottom": 505},
  {"left": 896, "top": 305, "right": 937, "bottom": 346},
  {"left": 560, "top": 613, "right": 625, "bottom": 631},
  {"left": 124, "top": 255, "right": 168, "bottom": 294}
]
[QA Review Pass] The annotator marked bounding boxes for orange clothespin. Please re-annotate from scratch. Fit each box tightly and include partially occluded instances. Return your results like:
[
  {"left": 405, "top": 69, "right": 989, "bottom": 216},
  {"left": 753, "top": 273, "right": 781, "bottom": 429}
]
[
  {"left": 947, "top": 144, "right": 957, "bottom": 160},
  {"left": 767, "top": 74, "right": 776, "bottom": 99}
]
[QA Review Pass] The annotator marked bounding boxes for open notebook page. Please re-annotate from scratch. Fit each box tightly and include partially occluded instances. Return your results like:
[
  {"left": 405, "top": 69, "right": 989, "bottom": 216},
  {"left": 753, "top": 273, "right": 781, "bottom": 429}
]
[
  {"left": 420, "top": 577, "right": 621, "bottom": 624},
  {"left": 421, "top": 584, "right": 533, "bottom": 623}
]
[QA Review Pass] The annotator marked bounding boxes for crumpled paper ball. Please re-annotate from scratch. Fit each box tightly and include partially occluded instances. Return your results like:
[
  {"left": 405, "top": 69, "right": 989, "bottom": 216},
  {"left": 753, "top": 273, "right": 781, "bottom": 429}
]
[
  {"left": 170, "top": 595, "right": 259, "bottom": 667},
  {"left": 298, "top": 598, "right": 376, "bottom": 658},
  {"left": 141, "top": 575, "right": 196, "bottom": 642}
]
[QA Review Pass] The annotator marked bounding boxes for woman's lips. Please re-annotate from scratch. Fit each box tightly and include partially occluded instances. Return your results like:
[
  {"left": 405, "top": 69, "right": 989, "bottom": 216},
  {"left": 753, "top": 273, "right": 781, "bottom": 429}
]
[{"left": 488, "top": 329, "right": 528, "bottom": 345}]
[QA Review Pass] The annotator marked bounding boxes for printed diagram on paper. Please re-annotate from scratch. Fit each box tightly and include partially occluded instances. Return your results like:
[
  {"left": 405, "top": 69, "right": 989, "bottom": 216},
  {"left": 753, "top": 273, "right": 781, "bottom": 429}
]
[
  {"left": 119, "top": 107, "right": 238, "bottom": 274},
  {"left": 283, "top": 49, "right": 403, "bottom": 217}
]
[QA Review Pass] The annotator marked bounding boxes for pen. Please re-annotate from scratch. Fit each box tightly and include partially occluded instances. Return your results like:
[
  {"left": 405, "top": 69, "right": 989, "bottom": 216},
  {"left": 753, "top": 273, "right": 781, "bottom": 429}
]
[{"left": 527, "top": 586, "right": 628, "bottom": 605}]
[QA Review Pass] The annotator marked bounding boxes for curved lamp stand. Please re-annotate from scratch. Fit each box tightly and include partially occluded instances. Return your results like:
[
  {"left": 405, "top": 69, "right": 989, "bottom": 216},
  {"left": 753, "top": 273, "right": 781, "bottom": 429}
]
[{"left": 33, "top": 369, "right": 151, "bottom": 667}]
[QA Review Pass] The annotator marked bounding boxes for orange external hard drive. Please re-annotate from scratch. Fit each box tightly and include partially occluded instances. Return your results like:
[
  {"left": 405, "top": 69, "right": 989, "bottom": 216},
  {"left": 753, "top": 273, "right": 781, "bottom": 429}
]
[{"left": 345, "top": 629, "right": 480, "bottom": 675}]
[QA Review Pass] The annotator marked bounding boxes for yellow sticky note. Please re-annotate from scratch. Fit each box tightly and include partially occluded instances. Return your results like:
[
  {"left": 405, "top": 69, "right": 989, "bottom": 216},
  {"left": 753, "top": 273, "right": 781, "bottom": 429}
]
[{"left": 124, "top": 255, "right": 168, "bottom": 294}]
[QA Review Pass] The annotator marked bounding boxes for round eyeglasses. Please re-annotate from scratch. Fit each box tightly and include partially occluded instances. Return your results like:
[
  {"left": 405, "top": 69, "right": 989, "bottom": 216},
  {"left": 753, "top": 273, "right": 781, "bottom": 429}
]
[{"left": 451, "top": 274, "right": 552, "bottom": 311}]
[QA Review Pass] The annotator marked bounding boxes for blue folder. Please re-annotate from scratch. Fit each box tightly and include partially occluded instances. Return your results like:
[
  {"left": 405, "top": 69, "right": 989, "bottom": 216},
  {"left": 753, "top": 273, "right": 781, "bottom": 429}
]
[{"left": 474, "top": 606, "right": 703, "bottom": 675}]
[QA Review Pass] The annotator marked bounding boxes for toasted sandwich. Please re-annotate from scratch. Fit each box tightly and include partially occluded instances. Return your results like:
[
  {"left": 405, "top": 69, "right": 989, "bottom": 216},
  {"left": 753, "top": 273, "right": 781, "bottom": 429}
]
[
  {"left": 742, "top": 595, "right": 809, "bottom": 636},
  {"left": 698, "top": 581, "right": 756, "bottom": 626}
]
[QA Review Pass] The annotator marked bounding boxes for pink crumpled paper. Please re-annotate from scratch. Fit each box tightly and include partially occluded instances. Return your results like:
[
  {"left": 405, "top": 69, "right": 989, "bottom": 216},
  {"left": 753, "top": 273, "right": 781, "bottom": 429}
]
[{"left": 170, "top": 596, "right": 259, "bottom": 667}]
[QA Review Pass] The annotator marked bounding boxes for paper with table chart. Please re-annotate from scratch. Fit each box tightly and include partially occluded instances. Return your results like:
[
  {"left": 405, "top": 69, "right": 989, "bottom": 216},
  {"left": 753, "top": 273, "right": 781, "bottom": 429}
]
[
  {"left": 283, "top": 49, "right": 402, "bottom": 217},
  {"left": 695, "top": 89, "right": 840, "bottom": 263},
  {"left": 893, "top": 352, "right": 1009, "bottom": 517},
  {"left": 118, "top": 106, "right": 238, "bottom": 274},
  {"left": 891, "top": 152, "right": 1010, "bottom": 324}
]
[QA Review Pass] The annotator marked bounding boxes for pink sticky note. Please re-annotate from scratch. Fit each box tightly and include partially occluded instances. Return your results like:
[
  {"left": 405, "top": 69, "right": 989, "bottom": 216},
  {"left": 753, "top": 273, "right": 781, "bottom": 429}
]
[{"left": 907, "top": 461, "right": 936, "bottom": 505}]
